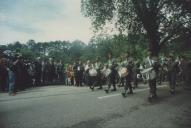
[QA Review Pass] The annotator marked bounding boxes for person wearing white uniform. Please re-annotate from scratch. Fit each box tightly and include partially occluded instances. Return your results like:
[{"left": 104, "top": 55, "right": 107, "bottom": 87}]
[
  {"left": 144, "top": 51, "right": 159, "bottom": 101},
  {"left": 105, "top": 53, "right": 118, "bottom": 93},
  {"left": 90, "top": 57, "right": 103, "bottom": 90},
  {"left": 121, "top": 52, "right": 133, "bottom": 97}
]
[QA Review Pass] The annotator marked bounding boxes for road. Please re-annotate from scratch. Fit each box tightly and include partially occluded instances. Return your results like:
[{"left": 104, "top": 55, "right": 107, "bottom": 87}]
[{"left": 0, "top": 83, "right": 191, "bottom": 128}]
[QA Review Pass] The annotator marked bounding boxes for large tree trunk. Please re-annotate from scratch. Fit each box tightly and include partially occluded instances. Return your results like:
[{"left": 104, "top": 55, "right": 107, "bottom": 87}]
[
  {"left": 132, "top": 0, "right": 161, "bottom": 56},
  {"left": 147, "top": 29, "right": 160, "bottom": 56}
]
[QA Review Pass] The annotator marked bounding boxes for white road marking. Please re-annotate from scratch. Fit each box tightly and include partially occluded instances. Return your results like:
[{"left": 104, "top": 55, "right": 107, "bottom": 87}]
[
  {"left": 98, "top": 94, "right": 121, "bottom": 99},
  {"left": 98, "top": 85, "right": 167, "bottom": 99}
]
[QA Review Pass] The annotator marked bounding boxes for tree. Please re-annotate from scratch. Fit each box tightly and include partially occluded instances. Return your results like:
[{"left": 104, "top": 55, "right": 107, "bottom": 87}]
[
  {"left": 68, "top": 40, "right": 86, "bottom": 60},
  {"left": 174, "top": 0, "right": 191, "bottom": 13},
  {"left": 81, "top": 0, "right": 191, "bottom": 56}
]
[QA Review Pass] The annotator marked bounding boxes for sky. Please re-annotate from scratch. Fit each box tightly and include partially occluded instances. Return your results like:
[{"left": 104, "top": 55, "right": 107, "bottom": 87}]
[{"left": 0, "top": 0, "right": 94, "bottom": 44}]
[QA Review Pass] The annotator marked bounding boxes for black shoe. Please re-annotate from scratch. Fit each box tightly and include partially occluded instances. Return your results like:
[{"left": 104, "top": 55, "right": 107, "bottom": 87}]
[
  {"left": 105, "top": 89, "right": 109, "bottom": 93},
  {"left": 111, "top": 88, "right": 117, "bottom": 91},
  {"left": 153, "top": 94, "right": 158, "bottom": 99},
  {"left": 128, "top": 91, "right": 133, "bottom": 94},
  {"left": 148, "top": 96, "right": 153, "bottom": 102},
  {"left": 98, "top": 87, "right": 103, "bottom": 90},
  {"left": 89, "top": 86, "right": 94, "bottom": 90},
  {"left": 148, "top": 94, "right": 157, "bottom": 102},
  {"left": 121, "top": 92, "right": 127, "bottom": 97},
  {"left": 170, "top": 90, "right": 175, "bottom": 95}
]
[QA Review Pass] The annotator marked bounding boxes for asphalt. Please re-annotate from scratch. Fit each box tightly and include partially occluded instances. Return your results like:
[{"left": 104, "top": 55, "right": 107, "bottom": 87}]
[{"left": 0, "top": 83, "right": 191, "bottom": 128}]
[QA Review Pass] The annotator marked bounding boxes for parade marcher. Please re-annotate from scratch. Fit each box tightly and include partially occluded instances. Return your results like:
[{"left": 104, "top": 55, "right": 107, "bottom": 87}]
[
  {"left": 133, "top": 61, "right": 140, "bottom": 89},
  {"left": 121, "top": 52, "right": 133, "bottom": 97},
  {"left": 105, "top": 53, "right": 118, "bottom": 93},
  {"left": 84, "top": 60, "right": 91, "bottom": 86},
  {"left": 179, "top": 56, "right": 188, "bottom": 86},
  {"left": 167, "top": 55, "right": 180, "bottom": 95},
  {"left": 89, "top": 57, "right": 103, "bottom": 91},
  {"left": 94, "top": 57, "right": 103, "bottom": 89},
  {"left": 89, "top": 62, "right": 97, "bottom": 90},
  {"left": 143, "top": 51, "right": 159, "bottom": 101},
  {"left": 158, "top": 57, "right": 168, "bottom": 85},
  {"left": 117, "top": 57, "right": 125, "bottom": 87}
]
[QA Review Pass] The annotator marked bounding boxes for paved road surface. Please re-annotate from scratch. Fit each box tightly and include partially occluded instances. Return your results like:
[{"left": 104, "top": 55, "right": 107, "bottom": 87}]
[{"left": 0, "top": 84, "right": 191, "bottom": 128}]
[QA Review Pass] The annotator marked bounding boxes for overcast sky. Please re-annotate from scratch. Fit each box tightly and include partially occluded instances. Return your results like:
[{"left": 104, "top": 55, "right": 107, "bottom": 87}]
[{"left": 0, "top": 0, "right": 94, "bottom": 44}]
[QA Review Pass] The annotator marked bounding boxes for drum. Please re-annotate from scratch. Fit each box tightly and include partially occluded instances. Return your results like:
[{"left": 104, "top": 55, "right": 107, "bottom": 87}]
[
  {"left": 101, "top": 68, "right": 111, "bottom": 77},
  {"left": 118, "top": 67, "right": 128, "bottom": 78},
  {"left": 105, "top": 68, "right": 111, "bottom": 77},
  {"left": 150, "top": 70, "right": 156, "bottom": 80},
  {"left": 137, "top": 74, "right": 141, "bottom": 79},
  {"left": 89, "top": 68, "right": 97, "bottom": 76},
  {"left": 85, "top": 65, "right": 89, "bottom": 71}
]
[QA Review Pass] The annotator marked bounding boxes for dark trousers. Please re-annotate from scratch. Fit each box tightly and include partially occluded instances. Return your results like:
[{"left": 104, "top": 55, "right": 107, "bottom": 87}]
[
  {"left": 108, "top": 78, "right": 116, "bottom": 90},
  {"left": 120, "top": 77, "right": 125, "bottom": 86},
  {"left": 76, "top": 73, "right": 83, "bottom": 86},
  {"left": 169, "top": 73, "right": 176, "bottom": 91},
  {"left": 125, "top": 75, "right": 133, "bottom": 92},
  {"left": 89, "top": 76, "right": 96, "bottom": 88},
  {"left": 34, "top": 73, "right": 41, "bottom": 86},
  {"left": 84, "top": 71, "right": 90, "bottom": 85},
  {"left": 0, "top": 77, "right": 8, "bottom": 92},
  {"left": 107, "top": 70, "right": 117, "bottom": 90},
  {"left": 96, "top": 70, "right": 102, "bottom": 88},
  {"left": 133, "top": 74, "right": 138, "bottom": 88},
  {"left": 148, "top": 79, "right": 157, "bottom": 96},
  {"left": 90, "top": 71, "right": 102, "bottom": 89}
]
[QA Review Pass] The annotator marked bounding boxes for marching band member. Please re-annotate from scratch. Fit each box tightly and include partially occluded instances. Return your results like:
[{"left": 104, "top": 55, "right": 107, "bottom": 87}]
[
  {"left": 117, "top": 57, "right": 125, "bottom": 87},
  {"left": 94, "top": 57, "right": 103, "bottom": 89},
  {"left": 167, "top": 55, "right": 180, "bottom": 95},
  {"left": 89, "top": 62, "right": 97, "bottom": 90},
  {"left": 84, "top": 60, "right": 91, "bottom": 86},
  {"left": 132, "top": 61, "right": 140, "bottom": 89},
  {"left": 143, "top": 51, "right": 159, "bottom": 101},
  {"left": 121, "top": 52, "right": 133, "bottom": 97},
  {"left": 105, "top": 53, "right": 118, "bottom": 93}
]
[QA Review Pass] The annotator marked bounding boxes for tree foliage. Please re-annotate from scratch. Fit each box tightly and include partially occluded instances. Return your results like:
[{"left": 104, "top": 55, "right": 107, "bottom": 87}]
[
  {"left": 0, "top": 34, "right": 148, "bottom": 63},
  {"left": 81, "top": 0, "right": 191, "bottom": 56}
]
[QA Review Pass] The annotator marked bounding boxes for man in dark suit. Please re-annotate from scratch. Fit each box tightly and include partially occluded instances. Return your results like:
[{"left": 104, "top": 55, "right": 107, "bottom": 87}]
[{"left": 74, "top": 60, "right": 84, "bottom": 87}]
